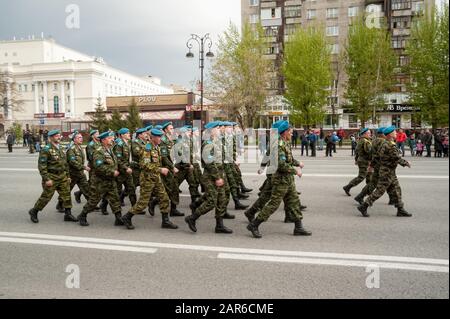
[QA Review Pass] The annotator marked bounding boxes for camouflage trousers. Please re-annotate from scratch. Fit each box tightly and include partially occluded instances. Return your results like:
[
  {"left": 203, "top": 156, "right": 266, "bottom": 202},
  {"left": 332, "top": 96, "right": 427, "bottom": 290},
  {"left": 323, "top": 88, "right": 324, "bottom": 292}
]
[
  {"left": 81, "top": 175, "right": 121, "bottom": 214},
  {"left": 346, "top": 161, "right": 370, "bottom": 189},
  {"left": 33, "top": 173, "right": 72, "bottom": 211},
  {"left": 365, "top": 167, "right": 404, "bottom": 208},
  {"left": 117, "top": 171, "right": 136, "bottom": 202},
  {"left": 194, "top": 173, "right": 227, "bottom": 218},
  {"left": 234, "top": 163, "right": 244, "bottom": 188},
  {"left": 132, "top": 168, "right": 141, "bottom": 188},
  {"left": 176, "top": 164, "right": 201, "bottom": 198},
  {"left": 224, "top": 163, "right": 239, "bottom": 199},
  {"left": 255, "top": 175, "right": 303, "bottom": 222},
  {"left": 58, "top": 170, "right": 90, "bottom": 204},
  {"left": 162, "top": 170, "right": 179, "bottom": 205},
  {"left": 130, "top": 172, "right": 169, "bottom": 215},
  {"left": 358, "top": 166, "right": 399, "bottom": 202}
]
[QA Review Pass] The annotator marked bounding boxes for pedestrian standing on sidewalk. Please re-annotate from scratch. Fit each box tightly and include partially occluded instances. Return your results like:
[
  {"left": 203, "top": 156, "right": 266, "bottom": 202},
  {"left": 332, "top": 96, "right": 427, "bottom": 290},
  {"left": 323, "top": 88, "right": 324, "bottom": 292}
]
[{"left": 6, "top": 131, "right": 15, "bottom": 153}]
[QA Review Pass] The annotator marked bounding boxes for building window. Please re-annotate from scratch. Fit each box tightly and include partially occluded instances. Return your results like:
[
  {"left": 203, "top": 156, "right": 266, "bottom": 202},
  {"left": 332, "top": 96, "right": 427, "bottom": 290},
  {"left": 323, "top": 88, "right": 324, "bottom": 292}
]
[
  {"left": 392, "top": 0, "right": 411, "bottom": 10},
  {"left": 18, "top": 84, "right": 22, "bottom": 92},
  {"left": 249, "top": 0, "right": 259, "bottom": 6},
  {"left": 284, "top": 24, "right": 298, "bottom": 36},
  {"left": 54, "top": 83, "right": 58, "bottom": 91},
  {"left": 285, "top": 6, "right": 301, "bottom": 18},
  {"left": 392, "top": 114, "right": 401, "bottom": 127},
  {"left": 24, "top": 84, "right": 27, "bottom": 92},
  {"left": 32, "top": 84, "right": 35, "bottom": 92},
  {"left": 392, "top": 17, "right": 410, "bottom": 29},
  {"left": 307, "top": 9, "right": 316, "bottom": 20},
  {"left": 326, "top": 25, "right": 339, "bottom": 36},
  {"left": 249, "top": 14, "right": 259, "bottom": 24},
  {"left": 413, "top": 1, "right": 424, "bottom": 13},
  {"left": 326, "top": 8, "right": 339, "bottom": 19},
  {"left": 392, "top": 36, "right": 407, "bottom": 49},
  {"left": 53, "top": 96, "right": 59, "bottom": 114},
  {"left": 349, "top": 115, "right": 358, "bottom": 128},
  {"left": 328, "top": 43, "right": 339, "bottom": 54},
  {"left": 348, "top": 6, "right": 359, "bottom": 17}
]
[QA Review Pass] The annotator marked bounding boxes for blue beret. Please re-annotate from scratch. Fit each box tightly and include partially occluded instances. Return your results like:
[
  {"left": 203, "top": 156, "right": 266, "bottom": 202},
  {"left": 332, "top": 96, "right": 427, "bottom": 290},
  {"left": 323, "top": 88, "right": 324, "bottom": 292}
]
[
  {"left": 89, "top": 129, "right": 99, "bottom": 136},
  {"left": 272, "top": 120, "right": 283, "bottom": 129},
  {"left": 383, "top": 126, "right": 396, "bottom": 135},
  {"left": 136, "top": 127, "right": 147, "bottom": 135},
  {"left": 155, "top": 125, "right": 163, "bottom": 130},
  {"left": 71, "top": 130, "right": 80, "bottom": 140},
  {"left": 99, "top": 131, "right": 115, "bottom": 140},
  {"left": 223, "top": 121, "right": 233, "bottom": 127},
  {"left": 162, "top": 122, "right": 173, "bottom": 130},
  {"left": 377, "top": 127, "right": 385, "bottom": 134},
  {"left": 360, "top": 128, "right": 369, "bottom": 135},
  {"left": 145, "top": 125, "right": 153, "bottom": 131},
  {"left": 184, "top": 125, "right": 192, "bottom": 130},
  {"left": 48, "top": 129, "right": 60, "bottom": 137},
  {"left": 150, "top": 128, "right": 164, "bottom": 137},
  {"left": 204, "top": 121, "right": 220, "bottom": 129},
  {"left": 277, "top": 121, "right": 290, "bottom": 134},
  {"left": 192, "top": 127, "right": 199, "bottom": 132},
  {"left": 117, "top": 128, "right": 129, "bottom": 135}
]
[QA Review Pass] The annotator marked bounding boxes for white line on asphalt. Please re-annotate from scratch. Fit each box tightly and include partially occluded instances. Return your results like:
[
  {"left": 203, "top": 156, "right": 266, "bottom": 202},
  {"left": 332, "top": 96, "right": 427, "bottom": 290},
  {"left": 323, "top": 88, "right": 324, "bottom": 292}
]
[
  {"left": 0, "top": 168, "right": 36, "bottom": 171},
  {"left": 241, "top": 173, "right": 449, "bottom": 179},
  {"left": 0, "top": 231, "right": 447, "bottom": 266},
  {"left": 217, "top": 253, "right": 449, "bottom": 273},
  {"left": 0, "top": 236, "right": 157, "bottom": 254}
]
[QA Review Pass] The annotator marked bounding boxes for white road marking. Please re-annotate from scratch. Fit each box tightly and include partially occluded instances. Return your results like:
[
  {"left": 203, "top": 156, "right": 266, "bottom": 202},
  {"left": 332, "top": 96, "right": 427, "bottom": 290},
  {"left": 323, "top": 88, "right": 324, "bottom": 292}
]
[
  {"left": 0, "top": 168, "right": 37, "bottom": 171},
  {"left": 217, "top": 253, "right": 449, "bottom": 273},
  {"left": 0, "top": 236, "right": 157, "bottom": 254},
  {"left": 241, "top": 173, "right": 449, "bottom": 179},
  {"left": 0, "top": 232, "right": 447, "bottom": 269}
]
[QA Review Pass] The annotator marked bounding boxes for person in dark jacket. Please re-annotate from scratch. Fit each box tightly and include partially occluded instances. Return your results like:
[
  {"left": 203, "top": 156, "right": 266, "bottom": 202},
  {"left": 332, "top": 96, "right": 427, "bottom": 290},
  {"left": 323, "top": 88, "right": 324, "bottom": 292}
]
[
  {"left": 300, "top": 131, "right": 309, "bottom": 156},
  {"left": 423, "top": 129, "right": 432, "bottom": 157},
  {"left": 6, "top": 131, "right": 15, "bottom": 152}
]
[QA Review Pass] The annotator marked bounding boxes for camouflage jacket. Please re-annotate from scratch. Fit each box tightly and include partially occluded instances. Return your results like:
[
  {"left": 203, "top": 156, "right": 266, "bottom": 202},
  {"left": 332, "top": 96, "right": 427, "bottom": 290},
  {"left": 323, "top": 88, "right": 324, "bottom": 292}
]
[
  {"left": 38, "top": 143, "right": 69, "bottom": 182},
  {"left": 92, "top": 145, "right": 118, "bottom": 180},
  {"left": 131, "top": 138, "right": 145, "bottom": 170},
  {"left": 380, "top": 140, "right": 409, "bottom": 170},
  {"left": 140, "top": 142, "right": 162, "bottom": 175},
  {"left": 66, "top": 144, "right": 86, "bottom": 173},
  {"left": 201, "top": 138, "right": 224, "bottom": 181},
  {"left": 160, "top": 134, "right": 175, "bottom": 170},
  {"left": 371, "top": 137, "right": 386, "bottom": 168},
  {"left": 86, "top": 139, "right": 100, "bottom": 167},
  {"left": 113, "top": 138, "right": 131, "bottom": 173},
  {"left": 275, "top": 139, "right": 298, "bottom": 177},
  {"left": 355, "top": 137, "right": 372, "bottom": 163}
]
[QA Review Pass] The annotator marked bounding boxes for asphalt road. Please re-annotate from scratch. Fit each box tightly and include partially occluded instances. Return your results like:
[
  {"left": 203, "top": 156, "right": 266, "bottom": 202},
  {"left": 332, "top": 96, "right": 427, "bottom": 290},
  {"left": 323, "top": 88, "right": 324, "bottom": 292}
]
[{"left": 0, "top": 147, "right": 448, "bottom": 299}]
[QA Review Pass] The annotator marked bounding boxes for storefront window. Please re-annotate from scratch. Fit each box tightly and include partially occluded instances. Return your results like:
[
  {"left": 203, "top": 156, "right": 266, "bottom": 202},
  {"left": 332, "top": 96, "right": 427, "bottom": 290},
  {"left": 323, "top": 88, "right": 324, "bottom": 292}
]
[{"left": 392, "top": 114, "right": 401, "bottom": 127}]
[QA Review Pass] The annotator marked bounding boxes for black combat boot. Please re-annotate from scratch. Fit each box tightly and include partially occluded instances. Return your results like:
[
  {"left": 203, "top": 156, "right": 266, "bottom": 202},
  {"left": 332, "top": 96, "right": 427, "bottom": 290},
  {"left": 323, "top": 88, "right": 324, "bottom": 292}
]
[
  {"left": 129, "top": 195, "right": 137, "bottom": 207},
  {"left": 29, "top": 208, "right": 39, "bottom": 223},
  {"left": 397, "top": 207, "right": 412, "bottom": 217},
  {"left": 119, "top": 191, "right": 126, "bottom": 207},
  {"left": 343, "top": 185, "right": 352, "bottom": 196},
  {"left": 241, "top": 184, "right": 253, "bottom": 193},
  {"left": 247, "top": 218, "right": 263, "bottom": 238},
  {"left": 121, "top": 212, "right": 135, "bottom": 230},
  {"left": 354, "top": 194, "right": 365, "bottom": 205},
  {"left": 161, "top": 214, "right": 178, "bottom": 229},
  {"left": 222, "top": 211, "right": 235, "bottom": 219},
  {"left": 100, "top": 199, "right": 109, "bottom": 215},
  {"left": 237, "top": 190, "right": 249, "bottom": 200},
  {"left": 148, "top": 198, "right": 158, "bottom": 216},
  {"left": 294, "top": 220, "right": 312, "bottom": 236},
  {"left": 114, "top": 212, "right": 124, "bottom": 226},
  {"left": 184, "top": 213, "right": 201, "bottom": 233},
  {"left": 189, "top": 199, "right": 202, "bottom": 215},
  {"left": 244, "top": 208, "right": 256, "bottom": 223},
  {"left": 170, "top": 203, "right": 185, "bottom": 217},
  {"left": 357, "top": 202, "right": 370, "bottom": 217},
  {"left": 77, "top": 212, "right": 89, "bottom": 226},
  {"left": 191, "top": 195, "right": 201, "bottom": 204},
  {"left": 74, "top": 191, "right": 82, "bottom": 204},
  {"left": 56, "top": 201, "right": 65, "bottom": 213},
  {"left": 215, "top": 217, "right": 233, "bottom": 234},
  {"left": 284, "top": 212, "right": 296, "bottom": 223},
  {"left": 64, "top": 208, "right": 78, "bottom": 222},
  {"left": 388, "top": 198, "right": 396, "bottom": 206},
  {"left": 234, "top": 198, "right": 249, "bottom": 210},
  {"left": 300, "top": 205, "right": 307, "bottom": 211}
]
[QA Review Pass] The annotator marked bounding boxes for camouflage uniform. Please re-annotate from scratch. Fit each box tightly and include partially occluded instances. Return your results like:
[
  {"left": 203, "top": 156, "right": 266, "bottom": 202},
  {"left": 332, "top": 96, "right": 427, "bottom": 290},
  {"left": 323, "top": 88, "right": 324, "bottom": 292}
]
[
  {"left": 160, "top": 134, "right": 179, "bottom": 206},
  {"left": 129, "top": 143, "right": 170, "bottom": 215},
  {"left": 78, "top": 145, "right": 122, "bottom": 223},
  {"left": 364, "top": 140, "right": 407, "bottom": 208},
  {"left": 33, "top": 143, "right": 72, "bottom": 211},
  {"left": 175, "top": 134, "right": 201, "bottom": 200},
  {"left": 345, "top": 137, "right": 372, "bottom": 190},
  {"left": 131, "top": 137, "right": 145, "bottom": 188},
  {"left": 86, "top": 139, "right": 100, "bottom": 182},
  {"left": 113, "top": 137, "right": 137, "bottom": 205}
]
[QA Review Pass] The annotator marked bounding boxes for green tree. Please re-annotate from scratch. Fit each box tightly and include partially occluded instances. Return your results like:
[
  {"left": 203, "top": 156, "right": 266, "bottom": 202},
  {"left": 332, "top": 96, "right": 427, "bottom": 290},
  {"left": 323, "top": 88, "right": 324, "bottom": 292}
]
[
  {"left": 209, "top": 22, "right": 269, "bottom": 128},
  {"left": 344, "top": 16, "right": 396, "bottom": 128},
  {"left": 90, "top": 97, "right": 110, "bottom": 132},
  {"left": 110, "top": 109, "right": 126, "bottom": 132},
  {"left": 125, "top": 98, "right": 143, "bottom": 132},
  {"left": 11, "top": 122, "right": 23, "bottom": 142},
  {"left": 283, "top": 25, "right": 332, "bottom": 129},
  {"left": 405, "top": 4, "right": 449, "bottom": 129}
]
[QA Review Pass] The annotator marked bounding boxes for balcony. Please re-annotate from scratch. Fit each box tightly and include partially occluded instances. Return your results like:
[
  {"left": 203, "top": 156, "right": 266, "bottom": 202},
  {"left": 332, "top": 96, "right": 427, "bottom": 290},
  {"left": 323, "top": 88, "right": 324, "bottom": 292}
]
[
  {"left": 392, "top": 28, "right": 411, "bottom": 36},
  {"left": 285, "top": 0, "right": 302, "bottom": 6},
  {"left": 365, "top": 0, "right": 384, "bottom": 4},
  {"left": 392, "top": 9, "right": 412, "bottom": 17},
  {"left": 286, "top": 17, "right": 302, "bottom": 24},
  {"left": 261, "top": 1, "right": 276, "bottom": 8}
]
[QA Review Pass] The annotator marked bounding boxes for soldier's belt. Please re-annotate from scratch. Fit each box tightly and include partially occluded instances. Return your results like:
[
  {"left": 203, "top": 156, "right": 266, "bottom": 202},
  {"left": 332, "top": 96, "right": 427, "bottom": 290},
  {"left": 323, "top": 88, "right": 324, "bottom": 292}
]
[{"left": 48, "top": 169, "right": 66, "bottom": 174}]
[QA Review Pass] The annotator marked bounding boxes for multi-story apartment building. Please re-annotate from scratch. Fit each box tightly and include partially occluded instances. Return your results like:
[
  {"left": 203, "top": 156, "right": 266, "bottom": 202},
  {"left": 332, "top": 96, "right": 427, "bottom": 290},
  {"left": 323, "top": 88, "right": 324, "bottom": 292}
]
[{"left": 242, "top": 0, "right": 432, "bottom": 130}]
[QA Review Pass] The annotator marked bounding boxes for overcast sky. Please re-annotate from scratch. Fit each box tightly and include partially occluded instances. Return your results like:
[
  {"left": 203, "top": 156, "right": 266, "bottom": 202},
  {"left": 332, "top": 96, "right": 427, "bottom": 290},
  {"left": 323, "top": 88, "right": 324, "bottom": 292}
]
[{"left": 0, "top": 0, "right": 241, "bottom": 89}]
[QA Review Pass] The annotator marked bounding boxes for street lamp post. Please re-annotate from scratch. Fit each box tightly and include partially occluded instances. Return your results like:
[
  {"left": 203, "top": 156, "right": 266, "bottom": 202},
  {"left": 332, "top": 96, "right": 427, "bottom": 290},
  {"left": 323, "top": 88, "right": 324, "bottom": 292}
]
[{"left": 186, "top": 33, "right": 214, "bottom": 131}]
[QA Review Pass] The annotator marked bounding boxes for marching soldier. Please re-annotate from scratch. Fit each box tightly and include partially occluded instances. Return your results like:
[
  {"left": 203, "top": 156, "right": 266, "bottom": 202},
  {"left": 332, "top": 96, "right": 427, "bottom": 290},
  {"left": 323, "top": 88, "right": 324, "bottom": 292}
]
[
  {"left": 247, "top": 121, "right": 311, "bottom": 238},
  {"left": 121, "top": 128, "right": 178, "bottom": 230},
  {"left": 76, "top": 131, "right": 124, "bottom": 227},
  {"left": 28, "top": 130, "right": 78, "bottom": 223},
  {"left": 357, "top": 126, "right": 412, "bottom": 217},
  {"left": 343, "top": 128, "right": 372, "bottom": 196},
  {"left": 185, "top": 121, "right": 233, "bottom": 234},
  {"left": 56, "top": 131, "right": 91, "bottom": 209},
  {"left": 233, "top": 122, "right": 252, "bottom": 194},
  {"left": 114, "top": 128, "right": 137, "bottom": 207},
  {"left": 192, "top": 127, "right": 203, "bottom": 197}
]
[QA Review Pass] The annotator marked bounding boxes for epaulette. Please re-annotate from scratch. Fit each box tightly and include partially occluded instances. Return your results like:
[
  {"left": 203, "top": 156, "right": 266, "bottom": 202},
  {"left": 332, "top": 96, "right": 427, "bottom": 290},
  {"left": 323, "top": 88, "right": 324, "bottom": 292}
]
[
  {"left": 88, "top": 141, "right": 94, "bottom": 146},
  {"left": 145, "top": 143, "right": 152, "bottom": 151}
]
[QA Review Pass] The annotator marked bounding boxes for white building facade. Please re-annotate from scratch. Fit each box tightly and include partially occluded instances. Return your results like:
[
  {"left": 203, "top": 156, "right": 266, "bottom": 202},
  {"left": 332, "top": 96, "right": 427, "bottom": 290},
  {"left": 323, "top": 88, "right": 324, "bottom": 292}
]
[{"left": 0, "top": 37, "right": 173, "bottom": 130}]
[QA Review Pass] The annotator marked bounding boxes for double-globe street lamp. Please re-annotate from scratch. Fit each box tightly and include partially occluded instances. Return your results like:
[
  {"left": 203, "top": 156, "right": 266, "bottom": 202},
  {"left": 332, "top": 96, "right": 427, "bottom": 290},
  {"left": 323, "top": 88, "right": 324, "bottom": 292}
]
[{"left": 186, "top": 33, "right": 214, "bottom": 131}]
